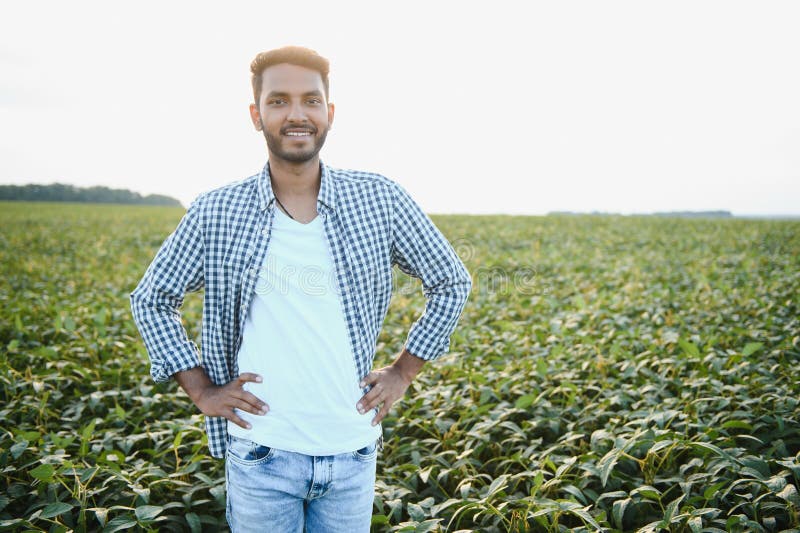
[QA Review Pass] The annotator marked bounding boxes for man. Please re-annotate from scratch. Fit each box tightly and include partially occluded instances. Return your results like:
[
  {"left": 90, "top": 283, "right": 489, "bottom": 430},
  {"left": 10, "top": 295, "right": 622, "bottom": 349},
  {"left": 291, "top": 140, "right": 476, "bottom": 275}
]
[{"left": 130, "top": 46, "right": 471, "bottom": 532}]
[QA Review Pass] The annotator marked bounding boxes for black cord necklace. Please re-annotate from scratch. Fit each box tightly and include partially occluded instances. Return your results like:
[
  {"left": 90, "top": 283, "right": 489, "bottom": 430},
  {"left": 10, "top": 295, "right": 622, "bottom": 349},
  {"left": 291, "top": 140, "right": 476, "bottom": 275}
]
[{"left": 274, "top": 195, "right": 295, "bottom": 220}]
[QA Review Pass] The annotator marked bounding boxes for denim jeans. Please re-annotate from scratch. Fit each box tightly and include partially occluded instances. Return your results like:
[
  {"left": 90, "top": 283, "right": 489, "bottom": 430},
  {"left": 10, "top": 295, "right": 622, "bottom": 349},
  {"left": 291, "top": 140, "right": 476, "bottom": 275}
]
[{"left": 225, "top": 434, "right": 379, "bottom": 532}]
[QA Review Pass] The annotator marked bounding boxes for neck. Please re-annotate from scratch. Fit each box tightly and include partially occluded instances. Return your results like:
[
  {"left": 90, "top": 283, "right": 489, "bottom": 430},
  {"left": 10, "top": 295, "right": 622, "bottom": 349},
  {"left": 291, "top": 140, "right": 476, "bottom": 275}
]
[{"left": 267, "top": 156, "right": 321, "bottom": 199}]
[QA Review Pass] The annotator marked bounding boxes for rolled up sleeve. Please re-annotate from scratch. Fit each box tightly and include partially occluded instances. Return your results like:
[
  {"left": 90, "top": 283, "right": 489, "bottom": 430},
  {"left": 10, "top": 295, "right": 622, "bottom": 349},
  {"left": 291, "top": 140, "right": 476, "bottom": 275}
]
[
  {"left": 390, "top": 183, "right": 472, "bottom": 361},
  {"left": 130, "top": 201, "right": 205, "bottom": 382}
]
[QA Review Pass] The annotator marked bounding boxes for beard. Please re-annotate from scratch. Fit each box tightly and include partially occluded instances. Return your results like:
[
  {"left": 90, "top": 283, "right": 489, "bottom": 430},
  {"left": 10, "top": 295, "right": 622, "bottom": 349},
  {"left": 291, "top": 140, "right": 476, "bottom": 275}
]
[{"left": 261, "top": 120, "right": 329, "bottom": 164}]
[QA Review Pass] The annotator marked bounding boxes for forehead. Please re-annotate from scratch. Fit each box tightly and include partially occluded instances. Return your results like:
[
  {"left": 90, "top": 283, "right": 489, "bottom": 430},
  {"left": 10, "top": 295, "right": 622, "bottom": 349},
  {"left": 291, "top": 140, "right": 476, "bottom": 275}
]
[{"left": 259, "top": 63, "right": 325, "bottom": 94}]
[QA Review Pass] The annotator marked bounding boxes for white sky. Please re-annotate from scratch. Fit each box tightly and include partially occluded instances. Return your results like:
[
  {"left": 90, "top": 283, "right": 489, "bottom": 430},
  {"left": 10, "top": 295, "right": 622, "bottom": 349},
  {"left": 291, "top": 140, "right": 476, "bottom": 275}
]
[{"left": 1, "top": 1, "right": 798, "bottom": 215}]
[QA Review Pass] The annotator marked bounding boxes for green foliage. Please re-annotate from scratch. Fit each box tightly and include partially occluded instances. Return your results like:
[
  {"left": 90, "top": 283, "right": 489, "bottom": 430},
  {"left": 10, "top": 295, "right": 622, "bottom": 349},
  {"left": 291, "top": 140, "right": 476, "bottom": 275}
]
[
  {"left": 0, "top": 185, "right": 181, "bottom": 206},
  {"left": 1, "top": 202, "right": 798, "bottom": 532}
]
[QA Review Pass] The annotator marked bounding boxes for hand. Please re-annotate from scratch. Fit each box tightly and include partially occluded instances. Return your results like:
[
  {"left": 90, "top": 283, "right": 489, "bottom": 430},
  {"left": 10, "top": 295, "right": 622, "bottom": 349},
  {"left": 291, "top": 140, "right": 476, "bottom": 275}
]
[
  {"left": 192, "top": 372, "right": 269, "bottom": 430},
  {"left": 356, "top": 349, "right": 426, "bottom": 426},
  {"left": 357, "top": 365, "right": 413, "bottom": 426}
]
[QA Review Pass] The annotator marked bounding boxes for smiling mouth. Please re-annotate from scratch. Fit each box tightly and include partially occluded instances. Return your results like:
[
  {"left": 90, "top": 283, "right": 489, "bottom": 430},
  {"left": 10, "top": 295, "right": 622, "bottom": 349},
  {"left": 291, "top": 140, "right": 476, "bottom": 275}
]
[{"left": 283, "top": 129, "right": 315, "bottom": 137}]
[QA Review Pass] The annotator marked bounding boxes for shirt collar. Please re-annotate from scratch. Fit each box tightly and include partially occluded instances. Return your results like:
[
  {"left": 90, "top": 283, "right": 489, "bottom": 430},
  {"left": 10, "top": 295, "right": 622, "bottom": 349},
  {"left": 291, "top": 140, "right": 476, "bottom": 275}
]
[{"left": 257, "top": 160, "right": 336, "bottom": 214}]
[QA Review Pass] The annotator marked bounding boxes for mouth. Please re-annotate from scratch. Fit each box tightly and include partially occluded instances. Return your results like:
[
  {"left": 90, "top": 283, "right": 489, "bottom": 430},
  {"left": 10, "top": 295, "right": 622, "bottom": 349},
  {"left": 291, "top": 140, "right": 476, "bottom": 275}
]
[{"left": 282, "top": 128, "right": 315, "bottom": 138}]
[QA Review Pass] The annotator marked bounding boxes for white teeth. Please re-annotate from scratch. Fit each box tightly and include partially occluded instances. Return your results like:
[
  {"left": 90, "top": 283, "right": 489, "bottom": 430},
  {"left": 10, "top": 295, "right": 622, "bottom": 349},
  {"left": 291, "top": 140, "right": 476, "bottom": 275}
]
[{"left": 286, "top": 132, "right": 311, "bottom": 136}]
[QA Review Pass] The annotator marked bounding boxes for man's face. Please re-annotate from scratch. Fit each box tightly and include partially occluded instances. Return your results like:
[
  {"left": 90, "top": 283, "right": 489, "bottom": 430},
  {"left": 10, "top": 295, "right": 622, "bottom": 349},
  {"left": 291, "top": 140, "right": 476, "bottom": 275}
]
[{"left": 249, "top": 63, "right": 334, "bottom": 164}]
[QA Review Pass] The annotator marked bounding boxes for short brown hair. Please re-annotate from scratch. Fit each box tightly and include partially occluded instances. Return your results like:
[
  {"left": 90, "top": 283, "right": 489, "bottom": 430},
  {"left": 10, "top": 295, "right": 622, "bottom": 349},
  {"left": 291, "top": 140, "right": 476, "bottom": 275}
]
[{"left": 250, "top": 46, "right": 330, "bottom": 104}]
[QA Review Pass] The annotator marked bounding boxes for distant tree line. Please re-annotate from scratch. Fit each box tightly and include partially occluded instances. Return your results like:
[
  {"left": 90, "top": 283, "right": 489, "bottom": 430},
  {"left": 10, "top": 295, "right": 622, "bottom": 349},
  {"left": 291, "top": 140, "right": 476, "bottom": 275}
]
[
  {"left": 650, "top": 210, "right": 732, "bottom": 218},
  {"left": 0, "top": 183, "right": 182, "bottom": 206},
  {"left": 548, "top": 210, "right": 733, "bottom": 218}
]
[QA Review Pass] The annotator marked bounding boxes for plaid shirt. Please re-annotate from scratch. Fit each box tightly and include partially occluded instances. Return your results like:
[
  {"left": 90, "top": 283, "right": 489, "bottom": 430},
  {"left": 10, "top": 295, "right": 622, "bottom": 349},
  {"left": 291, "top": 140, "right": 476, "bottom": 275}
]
[{"left": 130, "top": 161, "right": 472, "bottom": 458}]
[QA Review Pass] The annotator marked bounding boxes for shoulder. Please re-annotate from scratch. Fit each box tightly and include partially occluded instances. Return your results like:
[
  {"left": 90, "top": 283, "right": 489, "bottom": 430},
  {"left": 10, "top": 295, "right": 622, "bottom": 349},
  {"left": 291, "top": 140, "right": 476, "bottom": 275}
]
[
  {"left": 327, "top": 165, "right": 406, "bottom": 200},
  {"left": 330, "top": 166, "right": 395, "bottom": 185},
  {"left": 194, "top": 173, "right": 259, "bottom": 207},
  {"left": 187, "top": 173, "right": 260, "bottom": 220}
]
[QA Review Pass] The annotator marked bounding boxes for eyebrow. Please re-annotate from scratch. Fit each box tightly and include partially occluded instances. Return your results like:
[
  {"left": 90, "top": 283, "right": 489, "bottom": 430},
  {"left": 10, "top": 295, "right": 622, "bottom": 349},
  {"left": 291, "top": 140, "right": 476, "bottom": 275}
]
[{"left": 266, "top": 90, "right": 324, "bottom": 98}]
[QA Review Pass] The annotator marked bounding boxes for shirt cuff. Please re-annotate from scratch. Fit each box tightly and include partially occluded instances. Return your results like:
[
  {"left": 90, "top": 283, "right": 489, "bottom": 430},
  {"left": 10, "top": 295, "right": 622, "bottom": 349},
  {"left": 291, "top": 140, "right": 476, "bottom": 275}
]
[
  {"left": 149, "top": 342, "right": 202, "bottom": 383},
  {"left": 404, "top": 332, "right": 451, "bottom": 362}
]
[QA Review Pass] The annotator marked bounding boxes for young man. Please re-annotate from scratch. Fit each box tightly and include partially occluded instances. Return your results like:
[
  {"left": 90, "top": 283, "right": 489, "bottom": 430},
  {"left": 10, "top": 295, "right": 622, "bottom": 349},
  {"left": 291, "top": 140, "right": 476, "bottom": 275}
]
[{"left": 130, "top": 46, "right": 472, "bottom": 532}]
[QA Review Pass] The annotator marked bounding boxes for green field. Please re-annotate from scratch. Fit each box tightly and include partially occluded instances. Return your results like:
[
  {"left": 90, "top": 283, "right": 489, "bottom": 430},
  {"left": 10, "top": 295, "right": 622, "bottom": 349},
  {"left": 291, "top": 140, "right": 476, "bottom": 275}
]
[{"left": 1, "top": 201, "right": 798, "bottom": 532}]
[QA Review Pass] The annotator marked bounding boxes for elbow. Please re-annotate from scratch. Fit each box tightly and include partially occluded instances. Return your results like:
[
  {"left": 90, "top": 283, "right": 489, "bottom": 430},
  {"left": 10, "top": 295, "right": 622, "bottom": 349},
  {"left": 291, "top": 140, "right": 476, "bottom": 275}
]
[
  {"left": 129, "top": 289, "right": 142, "bottom": 323},
  {"left": 459, "top": 263, "right": 473, "bottom": 302},
  {"left": 129, "top": 285, "right": 150, "bottom": 325},
  {"left": 459, "top": 275, "right": 472, "bottom": 310}
]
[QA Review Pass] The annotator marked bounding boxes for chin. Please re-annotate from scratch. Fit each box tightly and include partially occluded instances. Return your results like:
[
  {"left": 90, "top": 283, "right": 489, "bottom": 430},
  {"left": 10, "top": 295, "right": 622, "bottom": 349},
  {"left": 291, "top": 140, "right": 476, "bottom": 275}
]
[{"left": 280, "top": 151, "right": 319, "bottom": 164}]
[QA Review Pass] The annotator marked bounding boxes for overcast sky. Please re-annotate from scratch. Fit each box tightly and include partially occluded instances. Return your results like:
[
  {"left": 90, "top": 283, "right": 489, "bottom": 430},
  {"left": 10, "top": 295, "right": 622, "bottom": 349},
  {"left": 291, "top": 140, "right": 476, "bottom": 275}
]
[{"left": 1, "top": 1, "right": 798, "bottom": 215}]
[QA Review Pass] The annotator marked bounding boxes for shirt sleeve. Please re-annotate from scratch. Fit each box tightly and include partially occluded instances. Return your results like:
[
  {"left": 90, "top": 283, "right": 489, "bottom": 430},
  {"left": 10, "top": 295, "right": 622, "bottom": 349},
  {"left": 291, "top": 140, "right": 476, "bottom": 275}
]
[
  {"left": 390, "top": 182, "right": 472, "bottom": 361},
  {"left": 130, "top": 200, "right": 205, "bottom": 383}
]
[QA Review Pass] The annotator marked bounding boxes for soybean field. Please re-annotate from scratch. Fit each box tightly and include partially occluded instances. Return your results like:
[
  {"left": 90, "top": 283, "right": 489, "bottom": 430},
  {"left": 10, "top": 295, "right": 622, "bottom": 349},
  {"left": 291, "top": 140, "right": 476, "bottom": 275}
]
[{"left": 1, "top": 201, "right": 799, "bottom": 532}]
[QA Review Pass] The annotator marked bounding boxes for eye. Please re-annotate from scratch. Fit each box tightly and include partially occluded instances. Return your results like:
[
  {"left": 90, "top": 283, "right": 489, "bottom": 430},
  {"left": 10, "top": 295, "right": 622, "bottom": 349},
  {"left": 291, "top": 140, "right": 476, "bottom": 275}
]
[
  {"left": 267, "top": 98, "right": 286, "bottom": 106},
  {"left": 306, "top": 97, "right": 322, "bottom": 105}
]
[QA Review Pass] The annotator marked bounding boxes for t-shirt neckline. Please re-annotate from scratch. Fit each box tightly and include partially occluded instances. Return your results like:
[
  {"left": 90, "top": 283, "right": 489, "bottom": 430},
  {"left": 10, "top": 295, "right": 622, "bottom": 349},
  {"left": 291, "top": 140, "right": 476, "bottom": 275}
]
[{"left": 274, "top": 205, "right": 320, "bottom": 227}]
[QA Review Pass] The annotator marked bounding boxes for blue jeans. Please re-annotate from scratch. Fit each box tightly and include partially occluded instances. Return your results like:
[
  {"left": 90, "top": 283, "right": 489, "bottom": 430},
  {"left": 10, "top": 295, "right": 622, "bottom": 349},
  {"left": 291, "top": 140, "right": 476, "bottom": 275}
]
[{"left": 225, "top": 434, "right": 379, "bottom": 532}]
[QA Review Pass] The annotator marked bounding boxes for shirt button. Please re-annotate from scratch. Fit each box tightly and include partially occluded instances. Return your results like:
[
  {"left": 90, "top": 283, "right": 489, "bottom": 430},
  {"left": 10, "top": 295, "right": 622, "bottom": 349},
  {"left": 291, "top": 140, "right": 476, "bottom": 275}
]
[{"left": 261, "top": 228, "right": 269, "bottom": 236}]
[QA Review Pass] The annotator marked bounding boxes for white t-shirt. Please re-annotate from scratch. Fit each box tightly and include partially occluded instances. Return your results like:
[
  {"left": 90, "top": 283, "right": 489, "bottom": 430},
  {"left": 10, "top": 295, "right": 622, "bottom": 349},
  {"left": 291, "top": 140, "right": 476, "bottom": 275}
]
[{"left": 227, "top": 207, "right": 381, "bottom": 454}]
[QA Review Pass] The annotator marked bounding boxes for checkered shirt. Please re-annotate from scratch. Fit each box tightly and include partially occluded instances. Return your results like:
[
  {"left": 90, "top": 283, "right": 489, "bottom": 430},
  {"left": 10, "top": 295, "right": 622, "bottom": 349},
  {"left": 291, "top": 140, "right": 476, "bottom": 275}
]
[{"left": 130, "top": 161, "right": 472, "bottom": 458}]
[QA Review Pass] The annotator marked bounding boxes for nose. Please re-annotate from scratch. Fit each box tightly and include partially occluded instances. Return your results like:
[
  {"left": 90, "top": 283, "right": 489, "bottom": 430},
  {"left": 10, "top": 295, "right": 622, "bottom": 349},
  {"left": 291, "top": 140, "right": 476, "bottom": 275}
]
[{"left": 286, "top": 100, "right": 307, "bottom": 122}]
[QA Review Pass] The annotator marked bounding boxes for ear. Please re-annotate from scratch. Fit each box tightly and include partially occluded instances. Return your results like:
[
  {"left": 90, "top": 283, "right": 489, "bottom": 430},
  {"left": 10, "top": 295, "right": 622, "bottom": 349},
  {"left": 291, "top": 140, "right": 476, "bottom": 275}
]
[
  {"left": 249, "top": 103, "right": 262, "bottom": 131},
  {"left": 327, "top": 101, "right": 335, "bottom": 129}
]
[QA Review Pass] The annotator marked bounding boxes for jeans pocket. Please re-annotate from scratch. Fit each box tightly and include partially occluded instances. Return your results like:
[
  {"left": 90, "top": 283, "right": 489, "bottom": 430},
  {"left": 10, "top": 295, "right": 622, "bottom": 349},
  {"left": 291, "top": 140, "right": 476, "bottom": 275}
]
[
  {"left": 352, "top": 439, "right": 378, "bottom": 462},
  {"left": 226, "top": 435, "right": 276, "bottom": 466}
]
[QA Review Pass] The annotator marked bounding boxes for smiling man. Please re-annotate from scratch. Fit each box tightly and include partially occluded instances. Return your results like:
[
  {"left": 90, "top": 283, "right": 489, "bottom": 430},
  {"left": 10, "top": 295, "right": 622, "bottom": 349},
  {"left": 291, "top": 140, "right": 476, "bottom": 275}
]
[{"left": 130, "top": 46, "right": 472, "bottom": 532}]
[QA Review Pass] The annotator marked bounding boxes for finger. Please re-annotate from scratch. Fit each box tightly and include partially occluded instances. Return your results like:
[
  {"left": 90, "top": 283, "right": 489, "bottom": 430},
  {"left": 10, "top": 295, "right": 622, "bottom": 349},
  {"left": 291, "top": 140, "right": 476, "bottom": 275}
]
[
  {"left": 227, "top": 409, "right": 253, "bottom": 430},
  {"left": 238, "top": 391, "right": 269, "bottom": 413},
  {"left": 229, "top": 387, "right": 267, "bottom": 407},
  {"left": 237, "top": 372, "right": 263, "bottom": 384},
  {"left": 357, "top": 383, "right": 383, "bottom": 414},
  {"left": 372, "top": 403, "right": 391, "bottom": 426},
  {"left": 234, "top": 397, "right": 269, "bottom": 416},
  {"left": 222, "top": 384, "right": 267, "bottom": 413},
  {"left": 359, "top": 372, "right": 378, "bottom": 388}
]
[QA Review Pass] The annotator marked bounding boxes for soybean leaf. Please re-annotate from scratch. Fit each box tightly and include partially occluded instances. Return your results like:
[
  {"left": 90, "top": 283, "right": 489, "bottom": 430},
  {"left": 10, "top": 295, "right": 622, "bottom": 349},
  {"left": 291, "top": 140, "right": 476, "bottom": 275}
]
[
  {"left": 134, "top": 505, "right": 163, "bottom": 521},
  {"left": 40, "top": 502, "right": 73, "bottom": 519},
  {"left": 29, "top": 464, "right": 55, "bottom": 482}
]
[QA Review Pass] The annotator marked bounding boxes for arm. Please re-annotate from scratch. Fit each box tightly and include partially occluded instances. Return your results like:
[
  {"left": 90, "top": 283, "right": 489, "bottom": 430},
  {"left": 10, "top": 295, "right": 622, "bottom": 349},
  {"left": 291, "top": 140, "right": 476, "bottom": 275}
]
[
  {"left": 389, "top": 182, "right": 472, "bottom": 361},
  {"left": 129, "top": 200, "right": 207, "bottom": 382},
  {"left": 129, "top": 200, "right": 268, "bottom": 426},
  {"left": 357, "top": 183, "right": 472, "bottom": 425}
]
